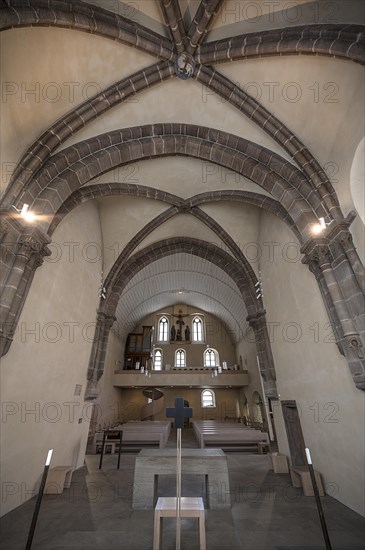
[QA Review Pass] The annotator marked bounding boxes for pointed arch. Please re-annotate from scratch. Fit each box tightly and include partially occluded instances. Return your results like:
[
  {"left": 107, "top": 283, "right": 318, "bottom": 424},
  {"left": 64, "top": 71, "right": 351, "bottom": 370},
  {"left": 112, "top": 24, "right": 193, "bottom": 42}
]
[{"left": 18, "top": 125, "right": 324, "bottom": 241}]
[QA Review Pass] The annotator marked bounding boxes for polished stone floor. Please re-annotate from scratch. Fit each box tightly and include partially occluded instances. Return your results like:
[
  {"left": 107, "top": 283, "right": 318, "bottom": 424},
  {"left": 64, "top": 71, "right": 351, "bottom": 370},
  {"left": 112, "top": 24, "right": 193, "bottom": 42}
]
[{"left": 1, "top": 429, "right": 364, "bottom": 550}]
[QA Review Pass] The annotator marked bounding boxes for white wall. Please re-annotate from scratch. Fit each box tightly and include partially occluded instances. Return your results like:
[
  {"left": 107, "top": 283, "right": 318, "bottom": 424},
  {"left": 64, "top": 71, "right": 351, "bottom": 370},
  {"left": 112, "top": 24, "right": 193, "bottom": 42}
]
[
  {"left": 94, "top": 329, "right": 125, "bottom": 429},
  {"left": 0, "top": 201, "right": 102, "bottom": 516},
  {"left": 235, "top": 327, "right": 266, "bottom": 420},
  {"left": 258, "top": 212, "right": 365, "bottom": 516}
]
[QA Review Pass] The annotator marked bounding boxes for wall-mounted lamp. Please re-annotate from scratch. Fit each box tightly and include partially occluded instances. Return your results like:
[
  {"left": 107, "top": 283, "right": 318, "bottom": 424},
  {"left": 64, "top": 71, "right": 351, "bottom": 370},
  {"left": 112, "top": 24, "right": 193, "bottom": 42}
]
[
  {"left": 311, "top": 217, "right": 334, "bottom": 235},
  {"left": 12, "top": 204, "right": 36, "bottom": 223},
  {"left": 98, "top": 271, "right": 106, "bottom": 300}
]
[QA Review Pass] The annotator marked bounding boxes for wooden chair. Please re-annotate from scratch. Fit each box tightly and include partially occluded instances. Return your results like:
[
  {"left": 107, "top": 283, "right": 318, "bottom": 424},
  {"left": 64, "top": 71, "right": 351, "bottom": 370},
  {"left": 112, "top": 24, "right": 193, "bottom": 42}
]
[{"left": 153, "top": 496, "right": 206, "bottom": 550}]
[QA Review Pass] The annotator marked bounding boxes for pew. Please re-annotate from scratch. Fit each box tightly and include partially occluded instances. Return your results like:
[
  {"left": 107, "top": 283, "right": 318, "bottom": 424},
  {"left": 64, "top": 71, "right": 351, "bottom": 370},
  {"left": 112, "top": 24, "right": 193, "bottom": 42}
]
[
  {"left": 92, "top": 421, "right": 171, "bottom": 452},
  {"left": 192, "top": 421, "right": 269, "bottom": 450}
]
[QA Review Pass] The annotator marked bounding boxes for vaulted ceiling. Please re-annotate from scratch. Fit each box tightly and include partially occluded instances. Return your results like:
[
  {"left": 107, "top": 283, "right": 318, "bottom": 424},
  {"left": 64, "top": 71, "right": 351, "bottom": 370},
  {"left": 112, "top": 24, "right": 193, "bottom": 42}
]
[{"left": 1, "top": 0, "right": 363, "bottom": 344}]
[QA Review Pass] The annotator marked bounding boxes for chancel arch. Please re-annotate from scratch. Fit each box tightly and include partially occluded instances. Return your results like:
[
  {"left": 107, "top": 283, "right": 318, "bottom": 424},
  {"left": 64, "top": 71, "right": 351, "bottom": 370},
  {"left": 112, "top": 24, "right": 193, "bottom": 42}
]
[{"left": 83, "top": 236, "right": 278, "bottom": 400}]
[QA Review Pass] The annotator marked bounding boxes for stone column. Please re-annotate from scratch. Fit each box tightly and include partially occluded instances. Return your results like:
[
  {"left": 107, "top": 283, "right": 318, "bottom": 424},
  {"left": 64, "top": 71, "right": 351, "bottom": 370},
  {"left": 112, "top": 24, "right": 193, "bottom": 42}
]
[
  {"left": 328, "top": 222, "right": 365, "bottom": 295},
  {"left": 306, "top": 256, "right": 344, "bottom": 357},
  {"left": 302, "top": 238, "right": 365, "bottom": 390},
  {"left": 247, "top": 310, "right": 278, "bottom": 399},
  {"left": 85, "top": 310, "right": 116, "bottom": 400},
  {"left": 0, "top": 212, "right": 51, "bottom": 356}
]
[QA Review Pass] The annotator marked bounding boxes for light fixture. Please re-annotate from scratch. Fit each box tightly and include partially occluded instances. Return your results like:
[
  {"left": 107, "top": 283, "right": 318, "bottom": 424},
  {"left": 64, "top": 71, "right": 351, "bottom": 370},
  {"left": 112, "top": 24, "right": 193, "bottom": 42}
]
[
  {"left": 12, "top": 203, "right": 36, "bottom": 223},
  {"left": 98, "top": 271, "right": 106, "bottom": 300},
  {"left": 173, "top": 288, "right": 190, "bottom": 295},
  {"left": 311, "top": 217, "right": 333, "bottom": 235}
]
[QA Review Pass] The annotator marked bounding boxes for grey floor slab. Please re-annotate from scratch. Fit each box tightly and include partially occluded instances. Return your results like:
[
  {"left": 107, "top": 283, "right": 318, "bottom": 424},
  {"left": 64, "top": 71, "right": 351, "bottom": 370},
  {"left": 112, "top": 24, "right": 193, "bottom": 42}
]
[{"left": 0, "top": 429, "right": 364, "bottom": 550}]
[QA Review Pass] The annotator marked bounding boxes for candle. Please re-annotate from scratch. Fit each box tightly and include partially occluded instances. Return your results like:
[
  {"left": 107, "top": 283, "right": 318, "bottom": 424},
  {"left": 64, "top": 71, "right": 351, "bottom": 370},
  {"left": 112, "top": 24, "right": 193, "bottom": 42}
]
[
  {"left": 45, "top": 449, "right": 53, "bottom": 466},
  {"left": 305, "top": 447, "right": 312, "bottom": 465}
]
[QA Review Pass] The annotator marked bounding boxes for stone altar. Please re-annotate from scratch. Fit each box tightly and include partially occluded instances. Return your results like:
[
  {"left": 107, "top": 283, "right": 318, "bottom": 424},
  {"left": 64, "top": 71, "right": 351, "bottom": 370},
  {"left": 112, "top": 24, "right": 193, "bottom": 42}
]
[{"left": 132, "top": 448, "right": 230, "bottom": 509}]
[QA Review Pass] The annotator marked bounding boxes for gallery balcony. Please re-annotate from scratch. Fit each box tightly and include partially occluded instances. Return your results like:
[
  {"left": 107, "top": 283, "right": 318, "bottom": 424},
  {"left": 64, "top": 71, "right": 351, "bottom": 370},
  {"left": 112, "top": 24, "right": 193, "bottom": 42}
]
[{"left": 113, "top": 367, "right": 249, "bottom": 388}]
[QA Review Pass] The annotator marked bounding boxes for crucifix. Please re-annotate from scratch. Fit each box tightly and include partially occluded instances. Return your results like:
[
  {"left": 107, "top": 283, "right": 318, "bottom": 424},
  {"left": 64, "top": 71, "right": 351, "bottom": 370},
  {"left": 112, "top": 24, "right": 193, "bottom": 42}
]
[
  {"left": 166, "top": 398, "right": 193, "bottom": 550},
  {"left": 175, "top": 314, "right": 185, "bottom": 341},
  {"left": 173, "top": 309, "right": 188, "bottom": 341}
]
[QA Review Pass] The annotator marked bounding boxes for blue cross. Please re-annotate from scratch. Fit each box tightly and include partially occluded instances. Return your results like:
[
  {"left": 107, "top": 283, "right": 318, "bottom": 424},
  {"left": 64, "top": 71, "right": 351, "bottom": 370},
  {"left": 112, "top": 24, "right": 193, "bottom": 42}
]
[{"left": 166, "top": 397, "right": 192, "bottom": 429}]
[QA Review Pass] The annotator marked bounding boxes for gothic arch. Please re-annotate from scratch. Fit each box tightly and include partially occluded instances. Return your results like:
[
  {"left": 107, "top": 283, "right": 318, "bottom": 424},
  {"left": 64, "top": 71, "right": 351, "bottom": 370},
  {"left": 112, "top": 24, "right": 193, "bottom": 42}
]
[
  {"left": 196, "top": 25, "right": 365, "bottom": 65},
  {"left": 49, "top": 184, "right": 300, "bottom": 242},
  {"left": 18, "top": 125, "right": 324, "bottom": 241},
  {"left": 86, "top": 236, "right": 278, "bottom": 399},
  {"left": 0, "top": 0, "right": 174, "bottom": 60}
]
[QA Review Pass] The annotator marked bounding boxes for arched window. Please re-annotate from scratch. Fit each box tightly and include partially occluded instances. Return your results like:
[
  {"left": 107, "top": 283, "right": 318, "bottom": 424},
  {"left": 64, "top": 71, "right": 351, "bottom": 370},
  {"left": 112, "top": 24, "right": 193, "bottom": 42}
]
[
  {"left": 154, "top": 349, "right": 162, "bottom": 370},
  {"left": 204, "top": 348, "right": 219, "bottom": 367},
  {"left": 175, "top": 349, "right": 186, "bottom": 368},
  {"left": 201, "top": 389, "right": 216, "bottom": 408},
  {"left": 192, "top": 316, "right": 203, "bottom": 342},
  {"left": 158, "top": 316, "right": 169, "bottom": 342}
]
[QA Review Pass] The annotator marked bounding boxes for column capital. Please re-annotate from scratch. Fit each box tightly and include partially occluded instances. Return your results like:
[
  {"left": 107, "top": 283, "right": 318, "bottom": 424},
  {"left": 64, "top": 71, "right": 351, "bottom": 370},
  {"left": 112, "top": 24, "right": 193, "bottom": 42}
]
[
  {"left": 96, "top": 310, "right": 117, "bottom": 329},
  {"left": 301, "top": 237, "right": 331, "bottom": 267},
  {"left": 246, "top": 309, "right": 266, "bottom": 329},
  {"left": 0, "top": 209, "right": 52, "bottom": 261}
]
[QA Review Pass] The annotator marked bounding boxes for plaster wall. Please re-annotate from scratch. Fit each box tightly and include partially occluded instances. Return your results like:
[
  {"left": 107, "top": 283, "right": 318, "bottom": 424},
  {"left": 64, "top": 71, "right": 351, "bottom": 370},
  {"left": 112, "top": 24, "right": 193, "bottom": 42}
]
[
  {"left": 118, "top": 387, "right": 243, "bottom": 423},
  {"left": 258, "top": 212, "right": 365, "bottom": 516},
  {"left": 89, "top": 156, "right": 272, "bottom": 199},
  {"left": 97, "top": 196, "right": 167, "bottom": 276},
  {"left": 139, "top": 213, "right": 229, "bottom": 257},
  {"left": 0, "top": 201, "right": 102, "bottom": 516},
  {"left": 220, "top": 55, "right": 365, "bottom": 251},
  {"left": 236, "top": 327, "right": 266, "bottom": 419},
  {"left": 61, "top": 75, "right": 294, "bottom": 162},
  {"left": 131, "top": 307, "right": 237, "bottom": 367},
  {"left": 94, "top": 330, "right": 125, "bottom": 429},
  {"left": 209, "top": 0, "right": 364, "bottom": 38},
  {"left": 0, "top": 29, "right": 152, "bottom": 196}
]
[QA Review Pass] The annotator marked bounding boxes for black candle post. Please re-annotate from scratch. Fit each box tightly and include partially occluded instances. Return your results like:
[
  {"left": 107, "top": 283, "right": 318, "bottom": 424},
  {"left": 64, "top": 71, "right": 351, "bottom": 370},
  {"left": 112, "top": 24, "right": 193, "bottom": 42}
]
[
  {"left": 305, "top": 447, "right": 332, "bottom": 550},
  {"left": 25, "top": 449, "right": 53, "bottom": 550}
]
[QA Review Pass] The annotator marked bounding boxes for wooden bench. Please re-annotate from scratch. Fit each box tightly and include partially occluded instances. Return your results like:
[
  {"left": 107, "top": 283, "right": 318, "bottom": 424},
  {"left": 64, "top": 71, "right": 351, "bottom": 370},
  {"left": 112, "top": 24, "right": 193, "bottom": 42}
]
[
  {"left": 121, "top": 422, "right": 171, "bottom": 447},
  {"left": 93, "top": 421, "right": 171, "bottom": 452},
  {"left": 192, "top": 421, "right": 255, "bottom": 448},
  {"left": 257, "top": 441, "right": 270, "bottom": 454},
  {"left": 290, "top": 466, "right": 324, "bottom": 496},
  {"left": 153, "top": 497, "right": 206, "bottom": 550},
  {"left": 192, "top": 421, "right": 269, "bottom": 449},
  {"left": 44, "top": 466, "right": 73, "bottom": 494}
]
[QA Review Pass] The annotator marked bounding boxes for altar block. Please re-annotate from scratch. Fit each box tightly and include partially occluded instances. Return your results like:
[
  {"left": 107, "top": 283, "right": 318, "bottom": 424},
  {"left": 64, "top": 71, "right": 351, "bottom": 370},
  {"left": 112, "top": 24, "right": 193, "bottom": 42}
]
[{"left": 132, "top": 448, "right": 230, "bottom": 509}]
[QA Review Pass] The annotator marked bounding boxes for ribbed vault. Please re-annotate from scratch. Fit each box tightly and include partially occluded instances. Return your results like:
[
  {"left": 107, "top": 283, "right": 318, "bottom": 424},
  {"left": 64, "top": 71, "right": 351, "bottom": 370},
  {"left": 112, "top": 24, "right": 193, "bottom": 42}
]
[{"left": 0, "top": 0, "right": 363, "bottom": 391}]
